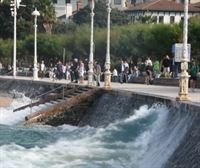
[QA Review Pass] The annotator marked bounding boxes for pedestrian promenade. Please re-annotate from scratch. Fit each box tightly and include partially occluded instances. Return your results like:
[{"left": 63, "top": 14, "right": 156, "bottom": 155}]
[{"left": 0, "top": 75, "right": 199, "bottom": 105}]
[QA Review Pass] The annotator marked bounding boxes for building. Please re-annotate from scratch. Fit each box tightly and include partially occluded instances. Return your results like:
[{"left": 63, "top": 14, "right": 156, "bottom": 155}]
[
  {"left": 52, "top": 0, "right": 88, "bottom": 22},
  {"left": 125, "top": 0, "right": 200, "bottom": 24}
]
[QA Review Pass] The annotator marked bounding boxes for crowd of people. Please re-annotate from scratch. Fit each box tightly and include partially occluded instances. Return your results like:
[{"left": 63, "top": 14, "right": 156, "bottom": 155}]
[
  {"left": 37, "top": 55, "right": 199, "bottom": 91},
  {"left": 111, "top": 55, "right": 199, "bottom": 91},
  {"left": 1, "top": 54, "right": 198, "bottom": 90},
  {"left": 38, "top": 58, "right": 102, "bottom": 87}
]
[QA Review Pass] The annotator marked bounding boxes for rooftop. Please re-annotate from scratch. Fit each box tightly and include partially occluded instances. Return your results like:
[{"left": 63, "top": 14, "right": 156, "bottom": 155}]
[{"left": 126, "top": 0, "right": 200, "bottom": 12}]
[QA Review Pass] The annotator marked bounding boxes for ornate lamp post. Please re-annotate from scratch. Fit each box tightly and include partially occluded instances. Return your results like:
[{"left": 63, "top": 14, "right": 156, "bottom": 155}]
[
  {"left": 88, "top": 0, "right": 95, "bottom": 86},
  {"left": 10, "top": 0, "right": 17, "bottom": 78},
  {"left": 104, "top": 0, "right": 111, "bottom": 89},
  {"left": 10, "top": 0, "right": 24, "bottom": 78},
  {"left": 176, "top": 0, "right": 190, "bottom": 101},
  {"left": 32, "top": 8, "right": 40, "bottom": 80}
]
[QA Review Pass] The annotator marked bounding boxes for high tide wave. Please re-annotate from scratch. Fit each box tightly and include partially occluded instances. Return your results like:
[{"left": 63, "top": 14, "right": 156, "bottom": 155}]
[{"left": 0, "top": 95, "right": 194, "bottom": 168}]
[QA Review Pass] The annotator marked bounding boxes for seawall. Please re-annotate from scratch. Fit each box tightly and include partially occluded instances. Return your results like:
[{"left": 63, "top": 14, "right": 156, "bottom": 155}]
[{"left": 0, "top": 78, "right": 200, "bottom": 168}]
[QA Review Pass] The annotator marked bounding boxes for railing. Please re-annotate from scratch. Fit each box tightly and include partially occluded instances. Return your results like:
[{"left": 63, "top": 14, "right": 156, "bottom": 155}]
[
  {"left": 13, "top": 84, "right": 67, "bottom": 113},
  {"left": 30, "top": 84, "right": 67, "bottom": 113},
  {"left": 13, "top": 84, "right": 88, "bottom": 113}
]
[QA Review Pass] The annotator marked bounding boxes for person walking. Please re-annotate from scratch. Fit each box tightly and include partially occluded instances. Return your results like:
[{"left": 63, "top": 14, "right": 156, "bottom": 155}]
[
  {"left": 145, "top": 57, "right": 153, "bottom": 85},
  {"left": 78, "top": 60, "right": 85, "bottom": 84},
  {"left": 162, "top": 55, "right": 171, "bottom": 77},
  {"left": 40, "top": 60, "right": 45, "bottom": 78},
  {"left": 56, "top": 60, "right": 63, "bottom": 80},
  {"left": 94, "top": 61, "right": 101, "bottom": 86},
  {"left": 112, "top": 68, "right": 118, "bottom": 82},
  {"left": 189, "top": 59, "right": 199, "bottom": 92},
  {"left": 119, "top": 60, "right": 125, "bottom": 84},
  {"left": 70, "top": 58, "right": 79, "bottom": 83}
]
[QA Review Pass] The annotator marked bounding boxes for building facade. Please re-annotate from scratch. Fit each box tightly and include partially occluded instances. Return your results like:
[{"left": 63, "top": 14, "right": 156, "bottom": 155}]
[
  {"left": 52, "top": 0, "right": 88, "bottom": 22},
  {"left": 125, "top": 0, "right": 200, "bottom": 24}
]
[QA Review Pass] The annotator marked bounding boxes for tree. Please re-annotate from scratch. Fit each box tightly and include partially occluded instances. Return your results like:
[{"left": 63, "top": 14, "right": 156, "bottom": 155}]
[
  {"left": 73, "top": 0, "right": 129, "bottom": 27},
  {"left": 0, "top": 1, "right": 14, "bottom": 39},
  {"left": 188, "top": 16, "right": 200, "bottom": 60},
  {"left": 73, "top": 6, "right": 90, "bottom": 25},
  {"left": 0, "top": 0, "right": 56, "bottom": 38},
  {"left": 34, "top": 0, "right": 56, "bottom": 34}
]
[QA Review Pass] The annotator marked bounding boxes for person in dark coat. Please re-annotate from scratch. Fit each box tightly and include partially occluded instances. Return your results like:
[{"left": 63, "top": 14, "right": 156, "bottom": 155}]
[
  {"left": 70, "top": 58, "right": 79, "bottom": 83},
  {"left": 56, "top": 60, "right": 63, "bottom": 80}
]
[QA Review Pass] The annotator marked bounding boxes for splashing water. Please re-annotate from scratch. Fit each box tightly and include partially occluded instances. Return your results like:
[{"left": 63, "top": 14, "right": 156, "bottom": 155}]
[
  {"left": 0, "top": 94, "right": 32, "bottom": 125},
  {"left": 0, "top": 93, "right": 194, "bottom": 168}
]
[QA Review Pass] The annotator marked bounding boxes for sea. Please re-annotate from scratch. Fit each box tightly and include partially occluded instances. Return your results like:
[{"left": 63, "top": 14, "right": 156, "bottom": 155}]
[{"left": 0, "top": 93, "right": 194, "bottom": 168}]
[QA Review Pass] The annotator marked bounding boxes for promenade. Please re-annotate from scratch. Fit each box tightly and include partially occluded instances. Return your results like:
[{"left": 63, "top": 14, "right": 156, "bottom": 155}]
[{"left": 0, "top": 75, "right": 199, "bottom": 105}]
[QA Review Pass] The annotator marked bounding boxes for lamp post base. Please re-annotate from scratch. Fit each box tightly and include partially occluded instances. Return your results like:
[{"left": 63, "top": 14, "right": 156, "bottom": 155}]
[
  {"left": 176, "top": 69, "right": 190, "bottom": 101},
  {"left": 33, "top": 68, "right": 38, "bottom": 80},
  {"left": 176, "top": 94, "right": 190, "bottom": 101},
  {"left": 104, "top": 70, "right": 111, "bottom": 89},
  {"left": 88, "top": 71, "right": 94, "bottom": 87}
]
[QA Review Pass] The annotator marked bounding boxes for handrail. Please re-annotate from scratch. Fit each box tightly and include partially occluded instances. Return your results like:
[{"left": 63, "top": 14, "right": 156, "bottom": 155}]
[
  {"left": 29, "top": 84, "right": 66, "bottom": 113},
  {"left": 34, "top": 85, "right": 64, "bottom": 100},
  {"left": 13, "top": 84, "right": 66, "bottom": 112}
]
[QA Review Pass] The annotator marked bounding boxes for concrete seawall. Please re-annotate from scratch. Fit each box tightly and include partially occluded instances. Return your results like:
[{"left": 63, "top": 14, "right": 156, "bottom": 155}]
[{"left": 0, "top": 77, "right": 200, "bottom": 167}]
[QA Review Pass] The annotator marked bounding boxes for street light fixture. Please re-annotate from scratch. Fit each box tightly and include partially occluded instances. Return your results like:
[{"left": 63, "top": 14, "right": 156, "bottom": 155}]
[
  {"left": 176, "top": 0, "right": 190, "bottom": 101},
  {"left": 88, "top": 0, "right": 95, "bottom": 86},
  {"left": 32, "top": 8, "right": 40, "bottom": 80},
  {"left": 104, "top": 0, "right": 112, "bottom": 89}
]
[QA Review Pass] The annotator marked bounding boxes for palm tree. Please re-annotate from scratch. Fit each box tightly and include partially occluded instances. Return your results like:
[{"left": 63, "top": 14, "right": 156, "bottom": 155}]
[{"left": 34, "top": 0, "right": 56, "bottom": 34}]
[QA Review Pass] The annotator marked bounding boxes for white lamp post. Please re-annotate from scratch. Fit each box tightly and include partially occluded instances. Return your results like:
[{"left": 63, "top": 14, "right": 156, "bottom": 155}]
[
  {"left": 176, "top": 0, "right": 190, "bottom": 101},
  {"left": 88, "top": 0, "right": 95, "bottom": 86},
  {"left": 13, "top": 0, "right": 17, "bottom": 78},
  {"left": 104, "top": 0, "right": 111, "bottom": 89},
  {"left": 10, "top": 0, "right": 24, "bottom": 78},
  {"left": 32, "top": 8, "right": 40, "bottom": 80},
  {"left": 10, "top": 0, "right": 17, "bottom": 78}
]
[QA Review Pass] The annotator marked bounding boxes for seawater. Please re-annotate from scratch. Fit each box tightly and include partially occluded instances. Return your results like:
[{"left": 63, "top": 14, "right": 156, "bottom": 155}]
[{"left": 0, "top": 94, "right": 192, "bottom": 168}]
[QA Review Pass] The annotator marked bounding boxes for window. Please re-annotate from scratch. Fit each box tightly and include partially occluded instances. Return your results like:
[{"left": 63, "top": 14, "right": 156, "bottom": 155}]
[
  {"left": 114, "top": 0, "right": 121, "bottom": 5},
  {"left": 181, "top": 17, "right": 184, "bottom": 22},
  {"left": 52, "top": 0, "right": 57, "bottom": 4},
  {"left": 170, "top": 16, "right": 175, "bottom": 23},
  {"left": 65, "top": 0, "right": 70, "bottom": 3},
  {"left": 159, "top": 16, "right": 164, "bottom": 23}
]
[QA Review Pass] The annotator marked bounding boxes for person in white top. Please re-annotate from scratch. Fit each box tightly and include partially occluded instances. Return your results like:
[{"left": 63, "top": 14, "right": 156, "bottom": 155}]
[
  {"left": 40, "top": 60, "right": 45, "bottom": 78},
  {"left": 0, "top": 62, "right": 2, "bottom": 72},
  {"left": 112, "top": 69, "right": 118, "bottom": 82},
  {"left": 145, "top": 57, "right": 152, "bottom": 67},
  {"left": 78, "top": 60, "right": 85, "bottom": 83},
  {"left": 124, "top": 60, "right": 129, "bottom": 83}
]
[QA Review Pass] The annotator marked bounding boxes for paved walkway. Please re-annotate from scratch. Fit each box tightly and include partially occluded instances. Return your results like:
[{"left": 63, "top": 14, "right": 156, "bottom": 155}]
[{"left": 0, "top": 75, "right": 199, "bottom": 105}]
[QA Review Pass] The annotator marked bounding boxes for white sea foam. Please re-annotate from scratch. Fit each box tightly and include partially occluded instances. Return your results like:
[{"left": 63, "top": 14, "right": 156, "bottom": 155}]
[
  {"left": 0, "top": 103, "right": 170, "bottom": 168},
  {"left": 0, "top": 94, "right": 32, "bottom": 125},
  {"left": 0, "top": 104, "right": 171, "bottom": 168}
]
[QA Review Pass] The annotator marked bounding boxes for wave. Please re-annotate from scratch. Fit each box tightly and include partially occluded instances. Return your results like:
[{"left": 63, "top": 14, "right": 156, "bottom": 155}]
[
  {"left": 0, "top": 94, "right": 32, "bottom": 125},
  {"left": 0, "top": 104, "right": 176, "bottom": 168}
]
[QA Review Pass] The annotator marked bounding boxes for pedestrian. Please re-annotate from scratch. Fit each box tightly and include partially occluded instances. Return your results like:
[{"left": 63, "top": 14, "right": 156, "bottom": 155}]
[
  {"left": 94, "top": 61, "right": 101, "bottom": 86},
  {"left": 40, "top": 60, "right": 45, "bottom": 78},
  {"left": 124, "top": 60, "right": 129, "bottom": 83},
  {"left": 162, "top": 55, "right": 171, "bottom": 77},
  {"left": 145, "top": 57, "right": 153, "bottom": 85},
  {"left": 119, "top": 59, "right": 125, "bottom": 84},
  {"left": 65, "top": 62, "right": 71, "bottom": 81},
  {"left": 145, "top": 57, "right": 152, "bottom": 67},
  {"left": 56, "top": 60, "right": 63, "bottom": 80},
  {"left": 112, "top": 68, "right": 118, "bottom": 82},
  {"left": 78, "top": 59, "right": 85, "bottom": 84},
  {"left": 189, "top": 59, "right": 199, "bottom": 92},
  {"left": 0, "top": 61, "right": 2, "bottom": 73},
  {"left": 70, "top": 58, "right": 78, "bottom": 83}
]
